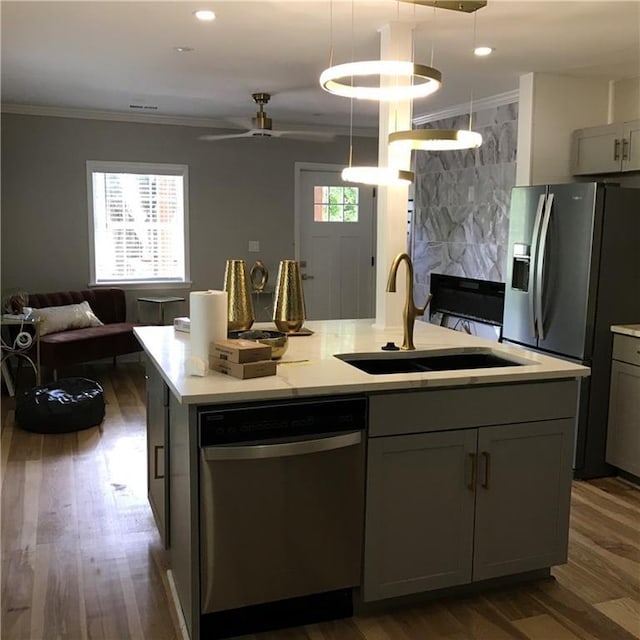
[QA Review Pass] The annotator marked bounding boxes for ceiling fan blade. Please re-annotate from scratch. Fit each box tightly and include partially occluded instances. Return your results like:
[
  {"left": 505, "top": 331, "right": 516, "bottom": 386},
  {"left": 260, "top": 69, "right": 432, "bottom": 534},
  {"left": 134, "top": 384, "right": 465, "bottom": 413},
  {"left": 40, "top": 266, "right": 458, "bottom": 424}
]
[
  {"left": 201, "top": 93, "right": 338, "bottom": 143},
  {"left": 198, "top": 130, "right": 255, "bottom": 141},
  {"left": 271, "top": 130, "right": 337, "bottom": 142}
]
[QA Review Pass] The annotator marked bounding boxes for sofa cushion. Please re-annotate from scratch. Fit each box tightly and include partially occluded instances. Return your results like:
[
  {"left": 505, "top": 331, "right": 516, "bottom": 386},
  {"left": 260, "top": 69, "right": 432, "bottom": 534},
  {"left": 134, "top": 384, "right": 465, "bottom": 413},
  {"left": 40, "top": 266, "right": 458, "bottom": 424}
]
[
  {"left": 20, "top": 288, "right": 144, "bottom": 373},
  {"left": 39, "top": 322, "right": 144, "bottom": 370},
  {"left": 27, "top": 288, "right": 127, "bottom": 325},
  {"left": 25, "top": 301, "right": 104, "bottom": 336},
  {"left": 40, "top": 322, "right": 138, "bottom": 344}
]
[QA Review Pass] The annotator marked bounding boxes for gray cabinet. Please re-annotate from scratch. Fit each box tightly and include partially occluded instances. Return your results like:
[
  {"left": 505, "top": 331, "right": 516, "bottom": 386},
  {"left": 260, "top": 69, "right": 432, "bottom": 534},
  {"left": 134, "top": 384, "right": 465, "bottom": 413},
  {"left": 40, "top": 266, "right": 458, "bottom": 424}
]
[
  {"left": 363, "top": 382, "right": 577, "bottom": 602},
  {"left": 606, "top": 334, "right": 640, "bottom": 477},
  {"left": 571, "top": 120, "right": 640, "bottom": 175},
  {"left": 364, "top": 430, "right": 477, "bottom": 600},
  {"left": 146, "top": 359, "right": 170, "bottom": 547},
  {"left": 472, "top": 420, "right": 573, "bottom": 581}
]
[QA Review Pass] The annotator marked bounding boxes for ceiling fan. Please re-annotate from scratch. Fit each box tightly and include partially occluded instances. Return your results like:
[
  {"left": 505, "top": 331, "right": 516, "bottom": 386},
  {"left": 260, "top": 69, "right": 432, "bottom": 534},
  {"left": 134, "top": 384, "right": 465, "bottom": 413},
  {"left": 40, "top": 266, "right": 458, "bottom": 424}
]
[{"left": 199, "top": 92, "right": 336, "bottom": 142}]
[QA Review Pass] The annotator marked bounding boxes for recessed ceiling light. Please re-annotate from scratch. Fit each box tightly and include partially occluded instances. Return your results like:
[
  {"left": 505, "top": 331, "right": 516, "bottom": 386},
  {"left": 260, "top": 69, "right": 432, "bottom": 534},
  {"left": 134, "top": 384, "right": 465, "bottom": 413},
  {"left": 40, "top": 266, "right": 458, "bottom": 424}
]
[
  {"left": 194, "top": 9, "right": 216, "bottom": 22},
  {"left": 474, "top": 46, "right": 494, "bottom": 57},
  {"left": 174, "top": 46, "right": 194, "bottom": 53}
]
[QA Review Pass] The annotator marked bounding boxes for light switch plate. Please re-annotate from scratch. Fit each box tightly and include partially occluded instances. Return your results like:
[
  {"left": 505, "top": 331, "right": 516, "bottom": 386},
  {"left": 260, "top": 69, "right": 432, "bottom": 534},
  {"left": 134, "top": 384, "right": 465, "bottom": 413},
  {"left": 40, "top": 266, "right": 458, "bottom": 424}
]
[{"left": 248, "top": 240, "right": 260, "bottom": 252}]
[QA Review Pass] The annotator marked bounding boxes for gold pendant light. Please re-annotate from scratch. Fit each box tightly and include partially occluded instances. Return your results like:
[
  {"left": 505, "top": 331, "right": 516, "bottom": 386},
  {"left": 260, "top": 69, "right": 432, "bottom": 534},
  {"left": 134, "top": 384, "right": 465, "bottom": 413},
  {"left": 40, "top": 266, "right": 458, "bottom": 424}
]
[
  {"left": 337, "top": 0, "right": 415, "bottom": 186},
  {"left": 342, "top": 87, "right": 415, "bottom": 186},
  {"left": 398, "top": 1, "right": 486, "bottom": 13},
  {"left": 319, "top": 0, "right": 441, "bottom": 103},
  {"left": 389, "top": 127, "right": 482, "bottom": 151},
  {"left": 342, "top": 166, "right": 414, "bottom": 185},
  {"left": 387, "top": 5, "right": 484, "bottom": 152},
  {"left": 320, "top": 61, "right": 441, "bottom": 101}
]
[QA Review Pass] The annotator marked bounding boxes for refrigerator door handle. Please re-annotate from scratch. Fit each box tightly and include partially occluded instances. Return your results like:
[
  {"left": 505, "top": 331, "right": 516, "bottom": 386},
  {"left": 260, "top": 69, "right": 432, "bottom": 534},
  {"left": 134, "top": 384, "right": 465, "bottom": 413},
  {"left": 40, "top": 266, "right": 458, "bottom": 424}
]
[
  {"left": 528, "top": 193, "right": 546, "bottom": 338},
  {"left": 535, "top": 192, "right": 554, "bottom": 340}
]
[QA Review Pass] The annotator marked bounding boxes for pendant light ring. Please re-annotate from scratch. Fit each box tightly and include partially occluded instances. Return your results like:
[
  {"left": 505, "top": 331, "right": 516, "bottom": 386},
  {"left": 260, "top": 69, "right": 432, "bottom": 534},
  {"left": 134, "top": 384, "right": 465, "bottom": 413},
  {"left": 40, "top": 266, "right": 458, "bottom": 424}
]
[
  {"left": 342, "top": 166, "right": 414, "bottom": 185},
  {"left": 389, "top": 128, "right": 483, "bottom": 151},
  {"left": 320, "top": 61, "right": 442, "bottom": 101}
]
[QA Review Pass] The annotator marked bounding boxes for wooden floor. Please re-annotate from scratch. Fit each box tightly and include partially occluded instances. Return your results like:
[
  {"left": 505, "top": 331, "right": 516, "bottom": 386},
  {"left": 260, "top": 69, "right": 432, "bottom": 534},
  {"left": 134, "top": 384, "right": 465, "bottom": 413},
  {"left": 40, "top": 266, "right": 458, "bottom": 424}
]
[{"left": 1, "top": 363, "right": 639, "bottom": 640}]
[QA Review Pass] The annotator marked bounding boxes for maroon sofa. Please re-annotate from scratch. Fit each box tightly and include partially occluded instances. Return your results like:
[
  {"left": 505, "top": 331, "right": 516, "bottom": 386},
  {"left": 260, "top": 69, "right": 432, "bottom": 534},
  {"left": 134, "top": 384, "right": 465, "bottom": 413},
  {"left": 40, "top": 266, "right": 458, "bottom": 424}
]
[{"left": 25, "top": 288, "right": 144, "bottom": 376}]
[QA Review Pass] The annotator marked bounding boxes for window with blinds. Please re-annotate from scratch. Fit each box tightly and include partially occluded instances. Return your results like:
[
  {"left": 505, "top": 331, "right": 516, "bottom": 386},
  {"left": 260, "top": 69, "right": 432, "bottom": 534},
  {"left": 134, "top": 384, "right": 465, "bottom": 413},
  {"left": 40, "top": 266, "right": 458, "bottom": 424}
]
[{"left": 87, "top": 162, "right": 189, "bottom": 285}]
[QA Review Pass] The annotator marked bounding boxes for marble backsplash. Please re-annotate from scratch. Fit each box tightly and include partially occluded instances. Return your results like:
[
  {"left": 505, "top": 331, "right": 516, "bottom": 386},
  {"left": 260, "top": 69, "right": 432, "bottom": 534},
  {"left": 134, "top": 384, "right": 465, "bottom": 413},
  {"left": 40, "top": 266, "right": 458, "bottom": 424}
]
[{"left": 411, "top": 102, "right": 518, "bottom": 305}]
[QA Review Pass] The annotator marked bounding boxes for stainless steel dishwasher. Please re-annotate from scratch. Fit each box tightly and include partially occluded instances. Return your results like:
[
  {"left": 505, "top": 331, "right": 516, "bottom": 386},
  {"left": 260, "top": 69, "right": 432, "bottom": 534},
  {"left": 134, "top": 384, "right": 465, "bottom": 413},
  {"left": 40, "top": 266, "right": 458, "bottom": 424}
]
[{"left": 198, "top": 395, "right": 366, "bottom": 636}]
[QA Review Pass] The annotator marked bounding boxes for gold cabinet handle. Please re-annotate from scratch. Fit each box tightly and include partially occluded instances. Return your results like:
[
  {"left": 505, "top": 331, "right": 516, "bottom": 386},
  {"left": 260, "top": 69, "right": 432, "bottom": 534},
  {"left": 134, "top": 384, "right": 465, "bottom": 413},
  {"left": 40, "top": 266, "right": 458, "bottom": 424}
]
[
  {"left": 481, "top": 451, "right": 491, "bottom": 489},
  {"left": 622, "top": 138, "right": 629, "bottom": 160},
  {"left": 153, "top": 445, "right": 164, "bottom": 480},
  {"left": 614, "top": 138, "right": 621, "bottom": 161},
  {"left": 466, "top": 452, "right": 477, "bottom": 491}
]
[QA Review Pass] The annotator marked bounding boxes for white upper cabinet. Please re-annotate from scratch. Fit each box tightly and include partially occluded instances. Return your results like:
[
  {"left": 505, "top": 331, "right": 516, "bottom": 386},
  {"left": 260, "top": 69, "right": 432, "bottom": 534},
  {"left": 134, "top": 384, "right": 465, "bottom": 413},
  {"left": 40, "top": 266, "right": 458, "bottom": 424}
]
[{"left": 571, "top": 120, "right": 640, "bottom": 175}]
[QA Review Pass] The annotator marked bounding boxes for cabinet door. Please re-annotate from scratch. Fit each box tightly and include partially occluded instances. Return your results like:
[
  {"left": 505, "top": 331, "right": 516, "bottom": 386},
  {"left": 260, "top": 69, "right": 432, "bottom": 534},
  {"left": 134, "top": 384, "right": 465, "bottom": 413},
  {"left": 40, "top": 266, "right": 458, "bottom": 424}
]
[
  {"left": 363, "top": 430, "right": 477, "bottom": 601},
  {"left": 472, "top": 419, "right": 574, "bottom": 581},
  {"left": 622, "top": 119, "right": 640, "bottom": 172},
  {"left": 570, "top": 124, "right": 623, "bottom": 175},
  {"left": 606, "top": 359, "right": 640, "bottom": 476},
  {"left": 146, "top": 360, "right": 169, "bottom": 547}
]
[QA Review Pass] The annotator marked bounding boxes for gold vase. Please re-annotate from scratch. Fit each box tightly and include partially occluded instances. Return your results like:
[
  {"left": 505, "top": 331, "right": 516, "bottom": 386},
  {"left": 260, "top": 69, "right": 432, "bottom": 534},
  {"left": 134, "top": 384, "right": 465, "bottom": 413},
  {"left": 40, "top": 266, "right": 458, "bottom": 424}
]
[
  {"left": 223, "top": 259, "right": 255, "bottom": 331},
  {"left": 273, "top": 260, "right": 306, "bottom": 333}
]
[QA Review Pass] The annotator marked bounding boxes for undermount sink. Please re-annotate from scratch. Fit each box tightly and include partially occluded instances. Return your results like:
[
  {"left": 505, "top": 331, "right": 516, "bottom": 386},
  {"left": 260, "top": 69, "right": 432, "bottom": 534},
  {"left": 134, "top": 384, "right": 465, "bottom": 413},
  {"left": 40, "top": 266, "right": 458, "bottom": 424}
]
[{"left": 335, "top": 350, "right": 525, "bottom": 375}]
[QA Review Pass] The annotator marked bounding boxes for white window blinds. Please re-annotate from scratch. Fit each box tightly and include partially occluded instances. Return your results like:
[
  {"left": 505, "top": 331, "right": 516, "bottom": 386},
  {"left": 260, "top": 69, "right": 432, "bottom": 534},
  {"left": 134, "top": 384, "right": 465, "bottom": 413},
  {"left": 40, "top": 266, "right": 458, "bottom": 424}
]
[{"left": 87, "top": 162, "right": 189, "bottom": 284}]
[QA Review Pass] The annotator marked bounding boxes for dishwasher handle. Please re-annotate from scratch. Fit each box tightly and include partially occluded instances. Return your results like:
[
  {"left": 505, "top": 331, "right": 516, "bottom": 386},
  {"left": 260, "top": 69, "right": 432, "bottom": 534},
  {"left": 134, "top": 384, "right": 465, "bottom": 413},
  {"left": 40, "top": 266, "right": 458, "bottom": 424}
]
[{"left": 202, "top": 430, "right": 362, "bottom": 461}]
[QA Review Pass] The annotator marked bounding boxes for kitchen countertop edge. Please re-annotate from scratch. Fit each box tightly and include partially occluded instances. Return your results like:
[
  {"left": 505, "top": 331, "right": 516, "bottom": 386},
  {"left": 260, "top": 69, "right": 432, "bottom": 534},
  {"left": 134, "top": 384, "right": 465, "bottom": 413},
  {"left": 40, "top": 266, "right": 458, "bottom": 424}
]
[
  {"left": 135, "top": 320, "right": 589, "bottom": 405},
  {"left": 611, "top": 324, "right": 640, "bottom": 338}
]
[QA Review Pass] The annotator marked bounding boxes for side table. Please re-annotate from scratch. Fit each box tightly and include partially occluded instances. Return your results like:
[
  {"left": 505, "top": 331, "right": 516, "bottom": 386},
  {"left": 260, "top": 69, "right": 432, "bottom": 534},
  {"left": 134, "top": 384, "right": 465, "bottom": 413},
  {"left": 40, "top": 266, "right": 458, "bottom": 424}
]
[
  {"left": 1, "top": 315, "right": 40, "bottom": 396},
  {"left": 137, "top": 296, "right": 185, "bottom": 325}
]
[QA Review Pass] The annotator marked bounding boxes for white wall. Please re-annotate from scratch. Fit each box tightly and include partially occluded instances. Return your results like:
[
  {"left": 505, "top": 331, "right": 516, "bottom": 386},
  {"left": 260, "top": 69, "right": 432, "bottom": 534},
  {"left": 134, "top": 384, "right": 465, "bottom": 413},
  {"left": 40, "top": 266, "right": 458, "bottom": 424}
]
[
  {"left": 613, "top": 77, "right": 640, "bottom": 121},
  {"left": 0, "top": 113, "right": 377, "bottom": 320},
  {"left": 516, "top": 73, "right": 610, "bottom": 185}
]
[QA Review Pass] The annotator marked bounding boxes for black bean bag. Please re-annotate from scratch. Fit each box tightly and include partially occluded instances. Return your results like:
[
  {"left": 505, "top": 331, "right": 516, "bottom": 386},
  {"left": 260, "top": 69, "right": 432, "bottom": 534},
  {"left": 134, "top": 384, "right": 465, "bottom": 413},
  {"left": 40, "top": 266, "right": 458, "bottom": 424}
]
[{"left": 16, "top": 377, "right": 105, "bottom": 434}]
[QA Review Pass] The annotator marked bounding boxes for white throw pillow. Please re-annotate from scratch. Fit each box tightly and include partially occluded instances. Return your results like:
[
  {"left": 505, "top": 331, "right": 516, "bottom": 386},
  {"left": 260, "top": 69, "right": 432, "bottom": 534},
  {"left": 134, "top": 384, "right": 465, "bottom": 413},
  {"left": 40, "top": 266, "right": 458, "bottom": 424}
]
[{"left": 24, "top": 301, "right": 104, "bottom": 336}]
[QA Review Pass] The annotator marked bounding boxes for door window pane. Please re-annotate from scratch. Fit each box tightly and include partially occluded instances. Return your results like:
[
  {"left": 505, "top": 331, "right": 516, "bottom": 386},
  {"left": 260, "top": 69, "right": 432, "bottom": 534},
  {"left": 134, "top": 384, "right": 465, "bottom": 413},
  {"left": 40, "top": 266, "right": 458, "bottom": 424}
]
[{"left": 313, "top": 185, "right": 359, "bottom": 222}]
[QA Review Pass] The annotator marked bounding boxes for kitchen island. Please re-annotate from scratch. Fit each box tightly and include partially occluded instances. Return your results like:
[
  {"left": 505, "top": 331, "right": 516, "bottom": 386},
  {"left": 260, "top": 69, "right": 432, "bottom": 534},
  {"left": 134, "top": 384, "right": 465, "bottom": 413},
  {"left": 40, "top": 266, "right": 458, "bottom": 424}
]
[{"left": 135, "top": 319, "right": 589, "bottom": 640}]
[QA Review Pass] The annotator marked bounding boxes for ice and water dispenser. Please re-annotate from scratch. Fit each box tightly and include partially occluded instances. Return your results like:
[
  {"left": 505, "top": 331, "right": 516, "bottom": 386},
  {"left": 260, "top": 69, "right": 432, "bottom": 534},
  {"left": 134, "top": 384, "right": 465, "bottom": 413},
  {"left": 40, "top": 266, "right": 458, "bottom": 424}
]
[{"left": 511, "top": 243, "right": 531, "bottom": 291}]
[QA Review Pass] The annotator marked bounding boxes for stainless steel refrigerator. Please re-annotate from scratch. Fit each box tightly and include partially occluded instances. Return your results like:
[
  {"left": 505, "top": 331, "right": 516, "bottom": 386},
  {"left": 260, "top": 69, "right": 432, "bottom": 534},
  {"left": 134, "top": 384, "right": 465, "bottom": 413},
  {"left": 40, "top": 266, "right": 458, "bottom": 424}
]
[{"left": 502, "top": 182, "right": 640, "bottom": 479}]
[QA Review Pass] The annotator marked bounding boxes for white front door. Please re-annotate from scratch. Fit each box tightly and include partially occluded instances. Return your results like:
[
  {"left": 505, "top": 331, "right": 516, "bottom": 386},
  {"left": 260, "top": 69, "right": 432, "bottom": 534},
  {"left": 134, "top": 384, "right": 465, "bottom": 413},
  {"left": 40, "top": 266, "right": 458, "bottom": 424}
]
[{"left": 296, "top": 166, "right": 376, "bottom": 320}]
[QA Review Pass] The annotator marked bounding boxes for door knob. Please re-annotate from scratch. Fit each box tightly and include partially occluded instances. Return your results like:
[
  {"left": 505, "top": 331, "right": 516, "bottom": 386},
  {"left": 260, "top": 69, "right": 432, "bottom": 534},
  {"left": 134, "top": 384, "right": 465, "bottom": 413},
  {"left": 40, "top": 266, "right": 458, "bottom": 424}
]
[{"left": 301, "top": 274, "right": 314, "bottom": 280}]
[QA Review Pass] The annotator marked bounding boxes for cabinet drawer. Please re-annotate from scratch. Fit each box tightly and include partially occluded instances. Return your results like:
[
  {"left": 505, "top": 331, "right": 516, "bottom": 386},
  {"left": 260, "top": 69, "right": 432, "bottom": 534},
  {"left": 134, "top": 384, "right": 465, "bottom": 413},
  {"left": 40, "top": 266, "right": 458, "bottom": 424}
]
[
  {"left": 613, "top": 334, "right": 640, "bottom": 367},
  {"left": 369, "top": 380, "right": 578, "bottom": 437}
]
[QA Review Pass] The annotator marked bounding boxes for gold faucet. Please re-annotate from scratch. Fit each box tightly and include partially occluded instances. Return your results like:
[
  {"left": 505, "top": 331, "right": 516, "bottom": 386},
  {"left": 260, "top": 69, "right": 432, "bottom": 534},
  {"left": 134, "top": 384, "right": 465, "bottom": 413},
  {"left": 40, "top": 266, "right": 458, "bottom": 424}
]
[{"left": 386, "top": 252, "right": 433, "bottom": 351}]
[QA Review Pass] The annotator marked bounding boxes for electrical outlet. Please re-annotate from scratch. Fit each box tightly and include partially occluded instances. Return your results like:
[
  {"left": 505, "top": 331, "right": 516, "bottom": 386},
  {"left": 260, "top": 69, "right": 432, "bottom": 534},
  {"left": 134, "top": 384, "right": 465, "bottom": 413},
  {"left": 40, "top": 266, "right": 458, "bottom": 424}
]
[{"left": 248, "top": 240, "right": 260, "bottom": 252}]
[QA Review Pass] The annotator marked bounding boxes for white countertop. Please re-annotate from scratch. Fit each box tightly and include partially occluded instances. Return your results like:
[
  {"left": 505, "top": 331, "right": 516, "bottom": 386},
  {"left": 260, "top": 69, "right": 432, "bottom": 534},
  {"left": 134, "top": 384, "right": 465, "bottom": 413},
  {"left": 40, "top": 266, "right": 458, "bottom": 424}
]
[
  {"left": 134, "top": 319, "right": 589, "bottom": 405},
  {"left": 611, "top": 324, "right": 640, "bottom": 338}
]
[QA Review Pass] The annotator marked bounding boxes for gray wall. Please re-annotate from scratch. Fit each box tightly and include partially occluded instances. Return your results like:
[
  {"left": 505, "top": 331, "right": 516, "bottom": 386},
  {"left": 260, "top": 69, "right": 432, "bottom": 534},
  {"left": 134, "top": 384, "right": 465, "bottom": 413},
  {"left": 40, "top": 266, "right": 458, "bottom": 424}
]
[
  {"left": 411, "top": 102, "right": 519, "bottom": 304},
  {"left": 1, "top": 113, "right": 377, "bottom": 320}
]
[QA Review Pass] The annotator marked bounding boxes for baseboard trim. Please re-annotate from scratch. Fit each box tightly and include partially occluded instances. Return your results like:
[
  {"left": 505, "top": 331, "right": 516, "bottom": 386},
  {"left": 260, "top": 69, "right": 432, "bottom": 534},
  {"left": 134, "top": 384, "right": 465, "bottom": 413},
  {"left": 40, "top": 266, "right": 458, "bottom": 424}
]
[{"left": 167, "top": 569, "right": 191, "bottom": 640}]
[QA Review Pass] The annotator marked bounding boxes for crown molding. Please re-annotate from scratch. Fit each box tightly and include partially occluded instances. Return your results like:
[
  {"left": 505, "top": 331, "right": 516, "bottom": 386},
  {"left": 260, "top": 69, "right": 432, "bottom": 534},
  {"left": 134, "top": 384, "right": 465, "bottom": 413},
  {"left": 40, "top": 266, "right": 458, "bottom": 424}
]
[
  {"left": 1, "top": 103, "right": 233, "bottom": 128},
  {"left": 1, "top": 102, "right": 377, "bottom": 138},
  {"left": 412, "top": 90, "right": 519, "bottom": 125}
]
